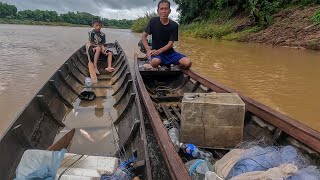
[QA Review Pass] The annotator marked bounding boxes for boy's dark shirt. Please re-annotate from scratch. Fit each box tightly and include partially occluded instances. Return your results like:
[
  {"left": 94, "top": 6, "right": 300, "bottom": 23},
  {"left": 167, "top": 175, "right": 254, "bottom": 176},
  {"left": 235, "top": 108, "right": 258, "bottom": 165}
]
[
  {"left": 88, "top": 29, "right": 106, "bottom": 45},
  {"left": 144, "top": 17, "right": 178, "bottom": 55}
]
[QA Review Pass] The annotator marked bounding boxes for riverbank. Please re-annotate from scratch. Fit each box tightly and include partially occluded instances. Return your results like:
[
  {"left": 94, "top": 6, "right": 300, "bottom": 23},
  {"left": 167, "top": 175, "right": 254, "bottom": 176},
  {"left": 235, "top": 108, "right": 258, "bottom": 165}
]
[
  {"left": 0, "top": 18, "right": 89, "bottom": 27},
  {"left": 241, "top": 5, "right": 320, "bottom": 50},
  {"left": 0, "top": 19, "right": 133, "bottom": 29},
  {"left": 180, "top": 5, "right": 320, "bottom": 50}
]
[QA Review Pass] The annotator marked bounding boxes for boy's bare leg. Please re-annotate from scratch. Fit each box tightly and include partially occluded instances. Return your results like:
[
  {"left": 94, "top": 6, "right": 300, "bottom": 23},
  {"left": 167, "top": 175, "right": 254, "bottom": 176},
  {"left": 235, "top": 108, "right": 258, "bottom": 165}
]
[
  {"left": 94, "top": 46, "right": 101, "bottom": 74},
  {"left": 105, "top": 52, "right": 115, "bottom": 72}
]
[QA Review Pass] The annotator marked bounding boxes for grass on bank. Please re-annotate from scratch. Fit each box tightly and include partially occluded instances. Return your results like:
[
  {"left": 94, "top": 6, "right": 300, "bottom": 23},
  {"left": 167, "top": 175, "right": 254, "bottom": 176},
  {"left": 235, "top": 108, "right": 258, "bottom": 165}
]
[
  {"left": 131, "top": 12, "right": 157, "bottom": 33},
  {"left": 180, "top": 20, "right": 261, "bottom": 41},
  {"left": 312, "top": 9, "right": 320, "bottom": 24}
]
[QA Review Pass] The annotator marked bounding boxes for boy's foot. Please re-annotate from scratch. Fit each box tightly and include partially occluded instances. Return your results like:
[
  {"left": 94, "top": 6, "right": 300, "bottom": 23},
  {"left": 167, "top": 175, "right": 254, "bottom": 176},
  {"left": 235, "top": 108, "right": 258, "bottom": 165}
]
[
  {"left": 105, "top": 67, "right": 115, "bottom": 72},
  {"left": 95, "top": 67, "right": 100, "bottom": 75}
]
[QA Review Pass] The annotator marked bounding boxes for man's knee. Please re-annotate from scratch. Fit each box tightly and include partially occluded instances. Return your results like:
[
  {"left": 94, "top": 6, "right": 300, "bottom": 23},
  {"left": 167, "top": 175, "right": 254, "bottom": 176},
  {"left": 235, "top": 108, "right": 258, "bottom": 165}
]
[
  {"left": 151, "top": 58, "right": 161, "bottom": 68},
  {"left": 179, "top": 57, "right": 192, "bottom": 69}
]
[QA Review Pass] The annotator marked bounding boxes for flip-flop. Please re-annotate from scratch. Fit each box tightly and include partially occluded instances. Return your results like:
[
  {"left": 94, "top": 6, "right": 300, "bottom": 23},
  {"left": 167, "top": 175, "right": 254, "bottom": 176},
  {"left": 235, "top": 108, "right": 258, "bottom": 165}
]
[{"left": 79, "top": 91, "right": 96, "bottom": 101}]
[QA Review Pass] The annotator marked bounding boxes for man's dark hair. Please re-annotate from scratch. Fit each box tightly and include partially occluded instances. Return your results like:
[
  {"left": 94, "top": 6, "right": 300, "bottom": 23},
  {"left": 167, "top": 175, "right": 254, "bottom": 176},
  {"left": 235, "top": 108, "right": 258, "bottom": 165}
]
[
  {"left": 157, "top": 0, "right": 171, "bottom": 10},
  {"left": 92, "top": 18, "right": 102, "bottom": 25}
]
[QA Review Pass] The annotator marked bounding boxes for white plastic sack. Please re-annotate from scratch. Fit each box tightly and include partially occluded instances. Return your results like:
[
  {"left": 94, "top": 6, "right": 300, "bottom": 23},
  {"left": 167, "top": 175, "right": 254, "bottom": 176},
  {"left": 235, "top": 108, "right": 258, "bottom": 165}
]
[{"left": 230, "top": 163, "right": 298, "bottom": 180}]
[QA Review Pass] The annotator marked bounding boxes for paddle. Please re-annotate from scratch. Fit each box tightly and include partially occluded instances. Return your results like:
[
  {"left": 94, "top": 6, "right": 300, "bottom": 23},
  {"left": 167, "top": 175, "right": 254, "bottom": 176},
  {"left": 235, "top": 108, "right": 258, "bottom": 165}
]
[{"left": 85, "top": 43, "right": 98, "bottom": 84}]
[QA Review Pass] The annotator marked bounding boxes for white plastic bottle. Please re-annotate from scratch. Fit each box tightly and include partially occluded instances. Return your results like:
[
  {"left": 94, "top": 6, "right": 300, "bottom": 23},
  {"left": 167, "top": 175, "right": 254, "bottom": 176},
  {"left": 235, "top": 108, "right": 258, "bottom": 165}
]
[
  {"left": 180, "top": 143, "right": 213, "bottom": 162},
  {"left": 168, "top": 128, "right": 180, "bottom": 152},
  {"left": 85, "top": 77, "right": 93, "bottom": 87}
]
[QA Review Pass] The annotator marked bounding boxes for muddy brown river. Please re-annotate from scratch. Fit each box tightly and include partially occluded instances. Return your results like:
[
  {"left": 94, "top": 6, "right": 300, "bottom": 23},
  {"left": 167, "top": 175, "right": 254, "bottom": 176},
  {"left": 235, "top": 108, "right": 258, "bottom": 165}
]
[{"left": 0, "top": 24, "right": 319, "bottom": 137}]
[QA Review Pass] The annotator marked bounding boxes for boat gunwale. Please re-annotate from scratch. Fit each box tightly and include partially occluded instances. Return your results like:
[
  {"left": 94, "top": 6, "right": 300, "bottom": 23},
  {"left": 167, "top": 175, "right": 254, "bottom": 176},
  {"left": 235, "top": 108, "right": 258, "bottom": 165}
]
[
  {"left": 115, "top": 42, "right": 152, "bottom": 180},
  {"left": 134, "top": 53, "right": 191, "bottom": 180}
]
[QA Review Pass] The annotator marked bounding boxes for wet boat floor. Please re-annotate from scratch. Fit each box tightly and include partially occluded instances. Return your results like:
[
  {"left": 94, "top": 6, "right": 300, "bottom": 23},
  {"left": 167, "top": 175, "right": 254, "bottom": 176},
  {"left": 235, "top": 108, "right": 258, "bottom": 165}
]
[{"left": 55, "top": 73, "right": 119, "bottom": 156}]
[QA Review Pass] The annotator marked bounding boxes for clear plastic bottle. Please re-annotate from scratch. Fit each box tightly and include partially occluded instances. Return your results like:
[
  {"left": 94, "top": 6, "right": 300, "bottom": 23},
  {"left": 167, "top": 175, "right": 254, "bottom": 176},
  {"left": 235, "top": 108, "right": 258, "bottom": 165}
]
[
  {"left": 85, "top": 77, "right": 92, "bottom": 87},
  {"left": 185, "top": 159, "right": 213, "bottom": 180},
  {"left": 168, "top": 128, "right": 180, "bottom": 152},
  {"left": 180, "top": 143, "right": 213, "bottom": 162}
]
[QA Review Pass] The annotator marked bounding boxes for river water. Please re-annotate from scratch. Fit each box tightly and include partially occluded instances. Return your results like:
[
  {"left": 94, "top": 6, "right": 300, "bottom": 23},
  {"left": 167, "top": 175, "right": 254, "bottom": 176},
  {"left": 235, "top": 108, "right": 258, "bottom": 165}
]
[{"left": 0, "top": 24, "right": 319, "bottom": 137}]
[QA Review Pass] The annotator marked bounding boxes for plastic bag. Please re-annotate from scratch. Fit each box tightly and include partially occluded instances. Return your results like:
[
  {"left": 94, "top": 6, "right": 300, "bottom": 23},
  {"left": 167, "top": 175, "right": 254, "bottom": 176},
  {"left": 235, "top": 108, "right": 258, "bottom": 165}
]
[{"left": 15, "top": 149, "right": 67, "bottom": 180}]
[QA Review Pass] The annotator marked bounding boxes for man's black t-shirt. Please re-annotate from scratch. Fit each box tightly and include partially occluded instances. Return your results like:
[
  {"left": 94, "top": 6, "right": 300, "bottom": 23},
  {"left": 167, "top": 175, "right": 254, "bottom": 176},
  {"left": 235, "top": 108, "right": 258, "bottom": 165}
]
[{"left": 144, "top": 17, "right": 178, "bottom": 55}]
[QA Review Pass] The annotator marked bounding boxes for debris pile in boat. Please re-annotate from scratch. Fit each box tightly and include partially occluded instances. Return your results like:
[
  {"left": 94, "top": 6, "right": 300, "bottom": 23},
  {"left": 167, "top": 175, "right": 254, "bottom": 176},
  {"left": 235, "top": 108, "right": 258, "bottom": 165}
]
[
  {"left": 211, "top": 144, "right": 319, "bottom": 180},
  {"left": 173, "top": 141, "right": 320, "bottom": 180},
  {"left": 167, "top": 135, "right": 320, "bottom": 180}
]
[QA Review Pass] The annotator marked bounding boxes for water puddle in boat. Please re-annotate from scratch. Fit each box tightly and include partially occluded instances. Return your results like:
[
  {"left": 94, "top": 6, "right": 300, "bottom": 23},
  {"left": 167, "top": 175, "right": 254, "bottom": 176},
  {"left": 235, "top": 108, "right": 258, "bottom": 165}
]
[{"left": 55, "top": 87, "right": 119, "bottom": 156}]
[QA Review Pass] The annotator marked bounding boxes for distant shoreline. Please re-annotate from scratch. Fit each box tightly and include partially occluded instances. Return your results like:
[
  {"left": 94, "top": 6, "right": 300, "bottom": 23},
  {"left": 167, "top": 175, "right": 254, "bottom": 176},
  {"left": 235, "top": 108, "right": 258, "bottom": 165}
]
[{"left": 0, "top": 19, "right": 131, "bottom": 29}]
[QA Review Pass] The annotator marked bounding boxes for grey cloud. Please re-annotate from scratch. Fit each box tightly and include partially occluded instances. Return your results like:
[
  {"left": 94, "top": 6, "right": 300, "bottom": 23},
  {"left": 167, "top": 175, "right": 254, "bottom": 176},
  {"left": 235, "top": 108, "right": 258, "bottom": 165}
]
[
  {"left": 1, "top": 0, "right": 177, "bottom": 19},
  {"left": 1, "top": 0, "right": 163, "bottom": 13}
]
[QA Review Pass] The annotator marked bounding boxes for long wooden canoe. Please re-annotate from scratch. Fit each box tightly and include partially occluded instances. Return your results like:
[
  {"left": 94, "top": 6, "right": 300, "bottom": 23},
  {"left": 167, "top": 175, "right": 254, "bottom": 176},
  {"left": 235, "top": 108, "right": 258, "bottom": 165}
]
[
  {"left": 0, "top": 41, "right": 151, "bottom": 179},
  {"left": 134, "top": 53, "right": 320, "bottom": 180}
]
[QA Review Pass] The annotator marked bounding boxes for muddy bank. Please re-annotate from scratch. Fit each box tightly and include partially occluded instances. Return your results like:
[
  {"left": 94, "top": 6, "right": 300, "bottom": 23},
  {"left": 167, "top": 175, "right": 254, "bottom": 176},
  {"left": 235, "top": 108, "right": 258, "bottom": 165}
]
[{"left": 241, "top": 5, "right": 320, "bottom": 50}]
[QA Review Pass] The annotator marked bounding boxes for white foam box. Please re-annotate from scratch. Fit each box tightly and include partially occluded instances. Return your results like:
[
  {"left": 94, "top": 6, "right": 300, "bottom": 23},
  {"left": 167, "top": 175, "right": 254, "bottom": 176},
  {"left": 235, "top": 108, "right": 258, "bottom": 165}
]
[{"left": 56, "top": 153, "right": 118, "bottom": 180}]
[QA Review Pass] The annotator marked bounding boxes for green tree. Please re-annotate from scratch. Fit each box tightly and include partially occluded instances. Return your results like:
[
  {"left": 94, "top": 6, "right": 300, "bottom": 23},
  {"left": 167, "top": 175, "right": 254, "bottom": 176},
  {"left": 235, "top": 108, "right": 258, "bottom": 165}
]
[{"left": 0, "top": 2, "right": 17, "bottom": 18}]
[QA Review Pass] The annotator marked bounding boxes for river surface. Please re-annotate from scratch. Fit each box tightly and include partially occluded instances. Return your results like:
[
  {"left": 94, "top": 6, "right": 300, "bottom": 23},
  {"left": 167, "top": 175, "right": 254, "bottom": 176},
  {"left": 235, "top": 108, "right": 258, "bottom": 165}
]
[{"left": 0, "top": 24, "right": 319, "bottom": 137}]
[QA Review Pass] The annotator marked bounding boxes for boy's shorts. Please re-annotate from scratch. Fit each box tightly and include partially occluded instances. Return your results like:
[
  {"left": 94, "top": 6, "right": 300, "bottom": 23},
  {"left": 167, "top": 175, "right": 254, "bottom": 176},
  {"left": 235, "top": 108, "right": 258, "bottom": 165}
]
[
  {"left": 88, "top": 46, "right": 111, "bottom": 61},
  {"left": 151, "top": 52, "right": 186, "bottom": 66}
]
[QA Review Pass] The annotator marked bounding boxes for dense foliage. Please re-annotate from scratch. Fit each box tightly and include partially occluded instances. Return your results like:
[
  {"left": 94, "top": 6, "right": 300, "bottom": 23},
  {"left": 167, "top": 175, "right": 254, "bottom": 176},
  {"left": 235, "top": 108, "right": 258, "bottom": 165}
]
[
  {"left": 0, "top": 2, "right": 16, "bottom": 18},
  {"left": 0, "top": 2, "right": 133, "bottom": 28},
  {"left": 173, "top": 0, "right": 320, "bottom": 26},
  {"left": 131, "top": 12, "right": 157, "bottom": 33}
]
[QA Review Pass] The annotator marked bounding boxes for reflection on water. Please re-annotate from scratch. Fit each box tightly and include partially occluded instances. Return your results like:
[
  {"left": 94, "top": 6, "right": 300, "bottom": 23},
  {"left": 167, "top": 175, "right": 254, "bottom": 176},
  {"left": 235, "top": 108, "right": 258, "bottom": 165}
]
[
  {"left": 56, "top": 87, "right": 119, "bottom": 156},
  {"left": 177, "top": 37, "right": 320, "bottom": 131}
]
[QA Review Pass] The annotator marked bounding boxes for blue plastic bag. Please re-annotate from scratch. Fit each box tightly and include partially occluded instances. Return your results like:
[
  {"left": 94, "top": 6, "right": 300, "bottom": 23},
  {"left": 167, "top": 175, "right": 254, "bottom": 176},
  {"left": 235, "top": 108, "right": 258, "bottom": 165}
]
[{"left": 15, "top": 149, "right": 67, "bottom": 180}]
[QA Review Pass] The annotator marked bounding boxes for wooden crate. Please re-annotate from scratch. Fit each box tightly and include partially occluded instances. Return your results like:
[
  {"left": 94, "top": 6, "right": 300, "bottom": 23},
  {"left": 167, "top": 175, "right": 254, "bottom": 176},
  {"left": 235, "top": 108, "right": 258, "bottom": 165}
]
[{"left": 180, "top": 93, "right": 245, "bottom": 149}]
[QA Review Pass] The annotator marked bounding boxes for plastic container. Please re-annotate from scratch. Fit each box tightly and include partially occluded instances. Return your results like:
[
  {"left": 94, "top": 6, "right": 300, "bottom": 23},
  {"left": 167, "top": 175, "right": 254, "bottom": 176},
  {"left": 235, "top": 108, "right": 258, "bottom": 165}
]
[
  {"left": 181, "top": 143, "right": 213, "bottom": 162},
  {"left": 168, "top": 128, "right": 180, "bottom": 152},
  {"left": 85, "top": 77, "right": 93, "bottom": 87},
  {"left": 185, "top": 159, "right": 213, "bottom": 180}
]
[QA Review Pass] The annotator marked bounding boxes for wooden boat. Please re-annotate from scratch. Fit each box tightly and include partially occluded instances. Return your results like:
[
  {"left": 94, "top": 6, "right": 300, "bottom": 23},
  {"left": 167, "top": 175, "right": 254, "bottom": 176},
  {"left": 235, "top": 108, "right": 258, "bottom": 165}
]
[
  {"left": 0, "top": 41, "right": 151, "bottom": 179},
  {"left": 134, "top": 53, "right": 320, "bottom": 180}
]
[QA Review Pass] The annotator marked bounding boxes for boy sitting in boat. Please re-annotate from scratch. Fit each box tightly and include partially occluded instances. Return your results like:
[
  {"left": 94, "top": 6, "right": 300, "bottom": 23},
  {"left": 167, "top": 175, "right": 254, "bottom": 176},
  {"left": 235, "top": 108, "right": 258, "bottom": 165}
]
[
  {"left": 141, "top": 0, "right": 192, "bottom": 70},
  {"left": 88, "top": 18, "right": 114, "bottom": 74}
]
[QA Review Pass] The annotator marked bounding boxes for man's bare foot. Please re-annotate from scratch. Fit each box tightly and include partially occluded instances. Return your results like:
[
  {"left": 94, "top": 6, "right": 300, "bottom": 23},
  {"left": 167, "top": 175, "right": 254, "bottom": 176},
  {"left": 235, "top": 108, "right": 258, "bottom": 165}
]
[
  {"left": 143, "top": 64, "right": 157, "bottom": 71},
  {"left": 105, "top": 67, "right": 115, "bottom": 72},
  {"left": 95, "top": 67, "right": 100, "bottom": 75}
]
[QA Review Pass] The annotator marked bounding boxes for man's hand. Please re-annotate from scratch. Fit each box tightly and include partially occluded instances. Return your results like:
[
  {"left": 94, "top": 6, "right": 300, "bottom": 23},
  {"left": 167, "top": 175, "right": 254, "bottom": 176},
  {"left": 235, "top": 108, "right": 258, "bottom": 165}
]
[
  {"left": 147, "top": 50, "right": 156, "bottom": 59},
  {"left": 101, "top": 46, "right": 107, "bottom": 55},
  {"left": 150, "top": 49, "right": 161, "bottom": 56}
]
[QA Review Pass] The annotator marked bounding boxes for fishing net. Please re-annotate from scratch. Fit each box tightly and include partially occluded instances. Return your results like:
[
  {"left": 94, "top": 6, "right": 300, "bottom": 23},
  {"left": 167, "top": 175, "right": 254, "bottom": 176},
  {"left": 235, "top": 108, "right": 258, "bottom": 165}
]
[
  {"left": 214, "top": 138, "right": 320, "bottom": 179},
  {"left": 226, "top": 145, "right": 308, "bottom": 178},
  {"left": 100, "top": 168, "right": 133, "bottom": 180},
  {"left": 288, "top": 166, "right": 320, "bottom": 180}
]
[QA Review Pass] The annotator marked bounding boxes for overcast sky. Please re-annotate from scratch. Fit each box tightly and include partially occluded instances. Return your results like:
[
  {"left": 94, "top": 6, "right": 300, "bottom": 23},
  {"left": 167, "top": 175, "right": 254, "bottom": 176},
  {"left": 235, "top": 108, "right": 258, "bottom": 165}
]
[{"left": 1, "top": 0, "right": 179, "bottom": 20}]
